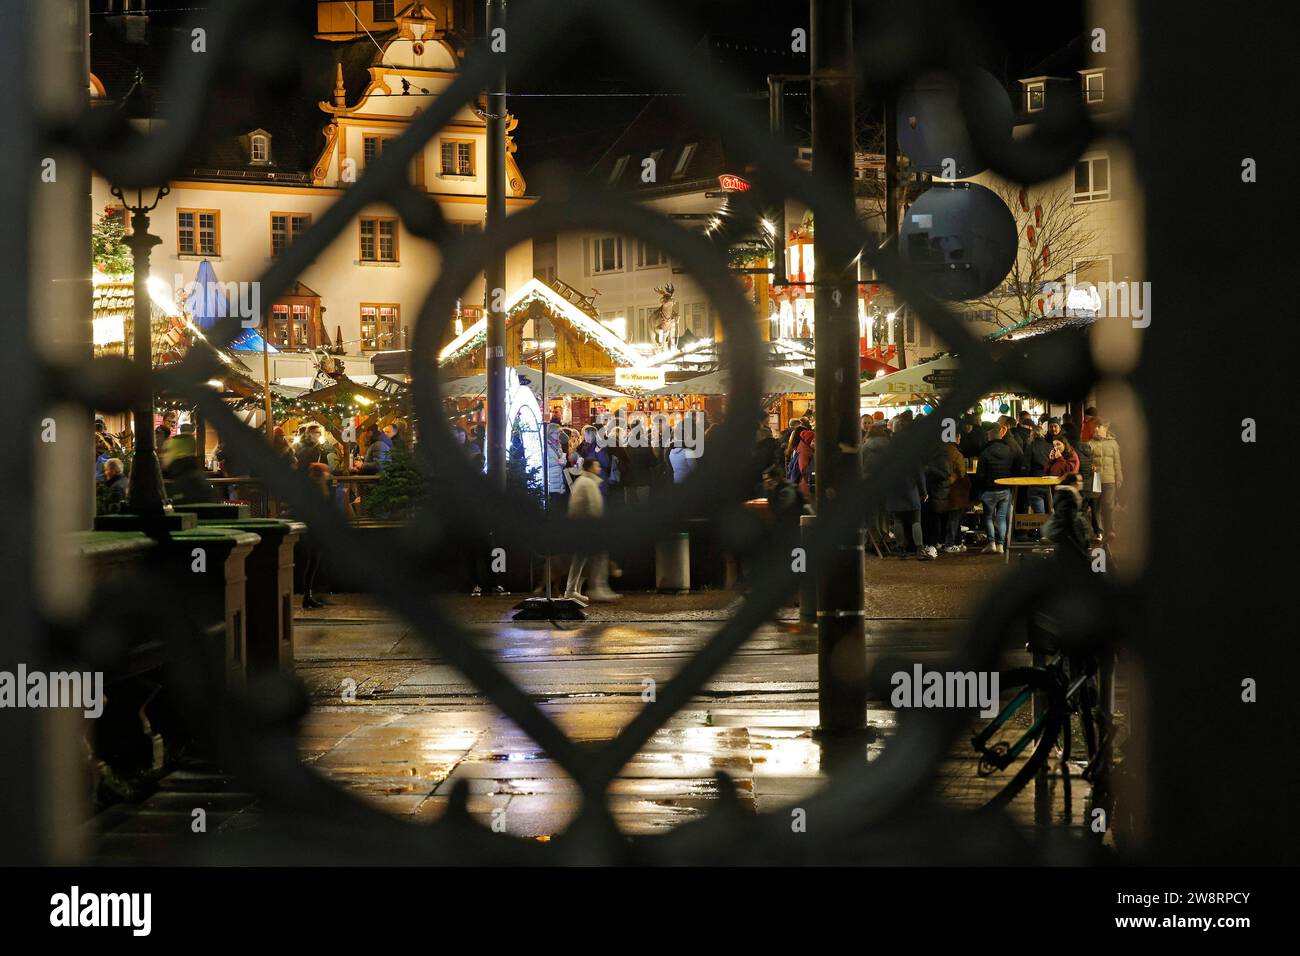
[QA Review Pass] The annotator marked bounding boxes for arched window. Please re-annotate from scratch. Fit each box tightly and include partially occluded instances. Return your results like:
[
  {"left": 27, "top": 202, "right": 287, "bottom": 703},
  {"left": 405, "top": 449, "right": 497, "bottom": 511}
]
[{"left": 250, "top": 134, "right": 269, "bottom": 163}]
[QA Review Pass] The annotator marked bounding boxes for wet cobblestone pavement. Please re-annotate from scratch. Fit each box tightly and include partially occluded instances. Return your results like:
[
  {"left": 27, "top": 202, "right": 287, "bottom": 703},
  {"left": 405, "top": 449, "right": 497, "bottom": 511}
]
[{"left": 88, "top": 552, "right": 1127, "bottom": 861}]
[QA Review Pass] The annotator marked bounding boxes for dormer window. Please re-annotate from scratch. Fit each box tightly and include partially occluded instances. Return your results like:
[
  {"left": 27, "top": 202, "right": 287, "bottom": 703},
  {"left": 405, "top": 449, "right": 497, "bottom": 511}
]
[
  {"left": 1025, "top": 81, "right": 1046, "bottom": 112},
  {"left": 608, "top": 155, "right": 629, "bottom": 185},
  {"left": 248, "top": 131, "right": 270, "bottom": 165},
  {"left": 672, "top": 143, "right": 698, "bottom": 179},
  {"left": 1082, "top": 70, "right": 1105, "bottom": 104}
]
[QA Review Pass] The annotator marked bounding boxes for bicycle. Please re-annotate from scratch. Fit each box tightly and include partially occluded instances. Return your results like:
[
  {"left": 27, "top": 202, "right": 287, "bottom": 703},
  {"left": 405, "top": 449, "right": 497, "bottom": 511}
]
[{"left": 941, "top": 641, "right": 1118, "bottom": 827}]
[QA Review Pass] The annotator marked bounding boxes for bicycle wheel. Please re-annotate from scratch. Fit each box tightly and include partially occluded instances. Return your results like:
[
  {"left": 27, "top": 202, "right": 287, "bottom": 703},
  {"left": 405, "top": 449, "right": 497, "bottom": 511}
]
[{"left": 937, "top": 666, "right": 1069, "bottom": 815}]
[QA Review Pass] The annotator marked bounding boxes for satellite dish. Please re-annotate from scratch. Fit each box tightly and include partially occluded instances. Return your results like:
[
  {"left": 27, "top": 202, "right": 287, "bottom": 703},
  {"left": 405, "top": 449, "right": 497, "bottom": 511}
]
[
  {"left": 897, "top": 68, "right": 1014, "bottom": 178},
  {"left": 899, "top": 182, "right": 1017, "bottom": 300}
]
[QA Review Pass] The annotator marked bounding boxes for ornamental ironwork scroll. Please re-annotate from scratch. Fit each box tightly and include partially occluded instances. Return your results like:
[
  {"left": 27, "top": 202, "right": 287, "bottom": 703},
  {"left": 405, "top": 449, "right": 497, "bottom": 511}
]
[{"left": 18, "top": 0, "right": 1144, "bottom": 865}]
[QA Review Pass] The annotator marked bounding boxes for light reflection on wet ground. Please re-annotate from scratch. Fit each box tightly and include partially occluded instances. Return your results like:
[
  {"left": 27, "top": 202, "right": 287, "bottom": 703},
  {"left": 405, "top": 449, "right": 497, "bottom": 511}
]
[{"left": 90, "top": 570, "right": 1126, "bottom": 860}]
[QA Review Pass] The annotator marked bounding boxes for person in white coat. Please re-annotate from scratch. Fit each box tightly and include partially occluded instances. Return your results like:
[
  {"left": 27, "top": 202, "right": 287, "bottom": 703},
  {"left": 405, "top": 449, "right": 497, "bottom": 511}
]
[{"left": 563, "top": 458, "right": 621, "bottom": 603}]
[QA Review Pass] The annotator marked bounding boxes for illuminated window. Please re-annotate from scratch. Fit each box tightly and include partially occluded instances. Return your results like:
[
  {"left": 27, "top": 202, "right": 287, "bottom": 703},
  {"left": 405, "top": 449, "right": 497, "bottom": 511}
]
[
  {"left": 636, "top": 241, "right": 667, "bottom": 269},
  {"left": 360, "top": 217, "right": 398, "bottom": 262},
  {"left": 250, "top": 134, "right": 269, "bottom": 163},
  {"left": 1083, "top": 71, "right": 1105, "bottom": 104},
  {"left": 591, "top": 236, "right": 623, "bottom": 274},
  {"left": 270, "top": 213, "right": 310, "bottom": 258},
  {"left": 270, "top": 303, "right": 313, "bottom": 348},
  {"left": 1073, "top": 154, "right": 1110, "bottom": 202},
  {"left": 360, "top": 304, "right": 399, "bottom": 351},
  {"left": 177, "top": 209, "right": 219, "bottom": 256},
  {"left": 373, "top": 0, "right": 395, "bottom": 21},
  {"left": 440, "top": 139, "right": 474, "bottom": 176},
  {"left": 1025, "top": 81, "right": 1046, "bottom": 112}
]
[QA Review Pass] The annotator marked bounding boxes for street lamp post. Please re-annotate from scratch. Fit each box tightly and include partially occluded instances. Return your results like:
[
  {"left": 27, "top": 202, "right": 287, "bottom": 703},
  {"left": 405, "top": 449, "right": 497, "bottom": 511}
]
[
  {"left": 513, "top": 307, "right": 585, "bottom": 621},
  {"left": 112, "top": 184, "right": 170, "bottom": 519},
  {"left": 810, "top": 0, "right": 868, "bottom": 734}
]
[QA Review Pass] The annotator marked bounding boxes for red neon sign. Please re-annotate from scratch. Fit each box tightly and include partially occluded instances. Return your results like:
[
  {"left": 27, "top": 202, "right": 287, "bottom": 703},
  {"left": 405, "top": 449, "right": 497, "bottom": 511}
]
[{"left": 717, "top": 174, "right": 751, "bottom": 192}]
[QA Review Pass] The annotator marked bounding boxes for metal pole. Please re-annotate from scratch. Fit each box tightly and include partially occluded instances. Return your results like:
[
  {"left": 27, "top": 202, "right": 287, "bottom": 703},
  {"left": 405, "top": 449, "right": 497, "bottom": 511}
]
[
  {"left": 768, "top": 76, "right": 787, "bottom": 287},
  {"left": 541, "top": 347, "right": 551, "bottom": 601},
  {"left": 123, "top": 197, "right": 167, "bottom": 518},
  {"left": 811, "top": 0, "right": 867, "bottom": 733},
  {"left": 884, "top": 90, "right": 905, "bottom": 370},
  {"left": 262, "top": 321, "right": 274, "bottom": 439},
  {"left": 484, "top": 0, "right": 508, "bottom": 489}
]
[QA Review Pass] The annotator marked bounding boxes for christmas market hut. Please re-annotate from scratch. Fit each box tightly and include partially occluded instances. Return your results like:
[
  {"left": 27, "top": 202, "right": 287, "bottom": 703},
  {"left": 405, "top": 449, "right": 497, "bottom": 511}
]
[
  {"left": 438, "top": 277, "right": 644, "bottom": 383},
  {"left": 647, "top": 365, "right": 817, "bottom": 432}
]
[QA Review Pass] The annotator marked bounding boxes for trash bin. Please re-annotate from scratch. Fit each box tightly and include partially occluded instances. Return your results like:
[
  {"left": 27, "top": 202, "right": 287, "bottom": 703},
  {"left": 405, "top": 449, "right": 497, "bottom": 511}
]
[
  {"left": 197, "top": 518, "right": 305, "bottom": 674},
  {"left": 167, "top": 527, "right": 260, "bottom": 687},
  {"left": 171, "top": 502, "right": 252, "bottom": 521},
  {"left": 799, "top": 514, "right": 817, "bottom": 623},
  {"left": 655, "top": 531, "right": 690, "bottom": 594}
]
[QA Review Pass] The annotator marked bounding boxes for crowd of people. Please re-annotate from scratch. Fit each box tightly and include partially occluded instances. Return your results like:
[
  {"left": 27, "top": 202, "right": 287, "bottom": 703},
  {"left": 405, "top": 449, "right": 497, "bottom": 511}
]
[{"left": 859, "top": 404, "right": 1122, "bottom": 559}]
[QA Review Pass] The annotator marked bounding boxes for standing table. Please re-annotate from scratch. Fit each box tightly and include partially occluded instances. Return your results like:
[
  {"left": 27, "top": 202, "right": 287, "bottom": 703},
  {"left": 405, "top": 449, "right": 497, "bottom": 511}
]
[{"left": 994, "top": 476, "right": 1063, "bottom": 564}]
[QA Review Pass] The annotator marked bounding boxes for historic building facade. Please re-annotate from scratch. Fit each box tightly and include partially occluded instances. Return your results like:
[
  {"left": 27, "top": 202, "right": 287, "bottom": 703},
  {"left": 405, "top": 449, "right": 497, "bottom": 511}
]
[{"left": 89, "top": 1, "right": 532, "bottom": 381}]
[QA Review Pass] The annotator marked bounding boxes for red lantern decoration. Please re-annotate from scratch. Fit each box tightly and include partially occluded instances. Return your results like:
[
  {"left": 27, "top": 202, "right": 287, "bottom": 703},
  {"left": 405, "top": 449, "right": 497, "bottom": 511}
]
[
  {"left": 1026, "top": 224, "right": 1036, "bottom": 245},
  {"left": 1018, "top": 188, "right": 1029, "bottom": 212},
  {"left": 1037, "top": 297, "right": 1045, "bottom": 314},
  {"left": 1033, "top": 203, "right": 1043, "bottom": 225},
  {"left": 1041, "top": 243, "right": 1051, "bottom": 266}
]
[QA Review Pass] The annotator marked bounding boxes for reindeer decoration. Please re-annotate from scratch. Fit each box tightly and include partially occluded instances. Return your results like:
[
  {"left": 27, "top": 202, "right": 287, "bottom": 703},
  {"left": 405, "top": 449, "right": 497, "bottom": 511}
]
[{"left": 651, "top": 283, "right": 679, "bottom": 352}]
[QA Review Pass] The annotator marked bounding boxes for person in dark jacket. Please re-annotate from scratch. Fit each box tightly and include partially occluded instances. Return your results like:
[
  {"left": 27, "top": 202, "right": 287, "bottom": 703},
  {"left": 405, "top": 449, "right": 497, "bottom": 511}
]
[
  {"left": 1024, "top": 426, "right": 1054, "bottom": 513},
  {"left": 749, "top": 423, "right": 783, "bottom": 498},
  {"left": 1059, "top": 413, "right": 1080, "bottom": 447},
  {"left": 925, "top": 441, "right": 968, "bottom": 552},
  {"left": 860, "top": 423, "right": 892, "bottom": 549},
  {"left": 1002, "top": 415, "right": 1028, "bottom": 473},
  {"left": 884, "top": 419, "right": 932, "bottom": 559},
  {"left": 1042, "top": 473, "right": 1093, "bottom": 560},
  {"left": 99, "top": 457, "right": 129, "bottom": 514},
  {"left": 976, "top": 422, "right": 1017, "bottom": 553},
  {"left": 1075, "top": 438, "right": 1101, "bottom": 536},
  {"left": 958, "top": 414, "right": 985, "bottom": 458},
  {"left": 296, "top": 423, "right": 328, "bottom": 471},
  {"left": 621, "top": 438, "right": 658, "bottom": 505}
]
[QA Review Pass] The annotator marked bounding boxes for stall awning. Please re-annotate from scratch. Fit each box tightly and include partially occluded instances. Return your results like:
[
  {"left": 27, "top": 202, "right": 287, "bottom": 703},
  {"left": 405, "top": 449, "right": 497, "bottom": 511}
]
[
  {"left": 651, "top": 366, "right": 816, "bottom": 396},
  {"left": 859, "top": 354, "right": 960, "bottom": 400},
  {"left": 442, "top": 367, "right": 624, "bottom": 399}
]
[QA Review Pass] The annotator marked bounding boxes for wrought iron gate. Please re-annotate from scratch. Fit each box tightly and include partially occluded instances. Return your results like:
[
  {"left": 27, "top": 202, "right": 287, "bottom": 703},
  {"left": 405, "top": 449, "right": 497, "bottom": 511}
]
[{"left": 2, "top": 0, "right": 1287, "bottom": 866}]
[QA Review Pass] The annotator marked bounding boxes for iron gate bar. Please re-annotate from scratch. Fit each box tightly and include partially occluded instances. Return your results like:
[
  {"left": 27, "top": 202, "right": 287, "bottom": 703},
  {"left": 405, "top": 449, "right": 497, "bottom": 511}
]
[{"left": 19, "top": 0, "right": 1154, "bottom": 863}]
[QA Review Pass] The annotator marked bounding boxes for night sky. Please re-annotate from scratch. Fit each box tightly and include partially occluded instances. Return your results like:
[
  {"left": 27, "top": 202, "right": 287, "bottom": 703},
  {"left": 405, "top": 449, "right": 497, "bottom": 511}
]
[{"left": 504, "top": 0, "right": 1085, "bottom": 170}]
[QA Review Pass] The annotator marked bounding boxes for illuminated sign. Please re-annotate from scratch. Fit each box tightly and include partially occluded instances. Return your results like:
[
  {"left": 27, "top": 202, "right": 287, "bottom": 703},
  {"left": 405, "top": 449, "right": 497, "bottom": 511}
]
[
  {"left": 717, "top": 174, "right": 752, "bottom": 192},
  {"left": 615, "top": 367, "right": 666, "bottom": 390}
]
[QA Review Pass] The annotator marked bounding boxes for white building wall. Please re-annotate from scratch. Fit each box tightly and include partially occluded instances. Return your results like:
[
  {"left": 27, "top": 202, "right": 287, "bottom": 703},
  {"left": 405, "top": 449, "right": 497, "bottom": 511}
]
[{"left": 90, "top": 31, "right": 534, "bottom": 371}]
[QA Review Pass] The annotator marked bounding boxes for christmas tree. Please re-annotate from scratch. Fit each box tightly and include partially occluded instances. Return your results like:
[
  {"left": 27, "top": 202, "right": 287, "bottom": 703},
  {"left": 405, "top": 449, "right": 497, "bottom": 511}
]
[
  {"left": 92, "top": 206, "right": 132, "bottom": 275},
  {"left": 364, "top": 443, "right": 429, "bottom": 520}
]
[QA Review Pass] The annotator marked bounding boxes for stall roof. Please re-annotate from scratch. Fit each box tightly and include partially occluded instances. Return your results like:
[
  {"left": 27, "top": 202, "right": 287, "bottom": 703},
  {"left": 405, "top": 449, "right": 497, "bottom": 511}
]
[
  {"left": 651, "top": 366, "right": 816, "bottom": 396},
  {"left": 442, "top": 367, "right": 625, "bottom": 399}
]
